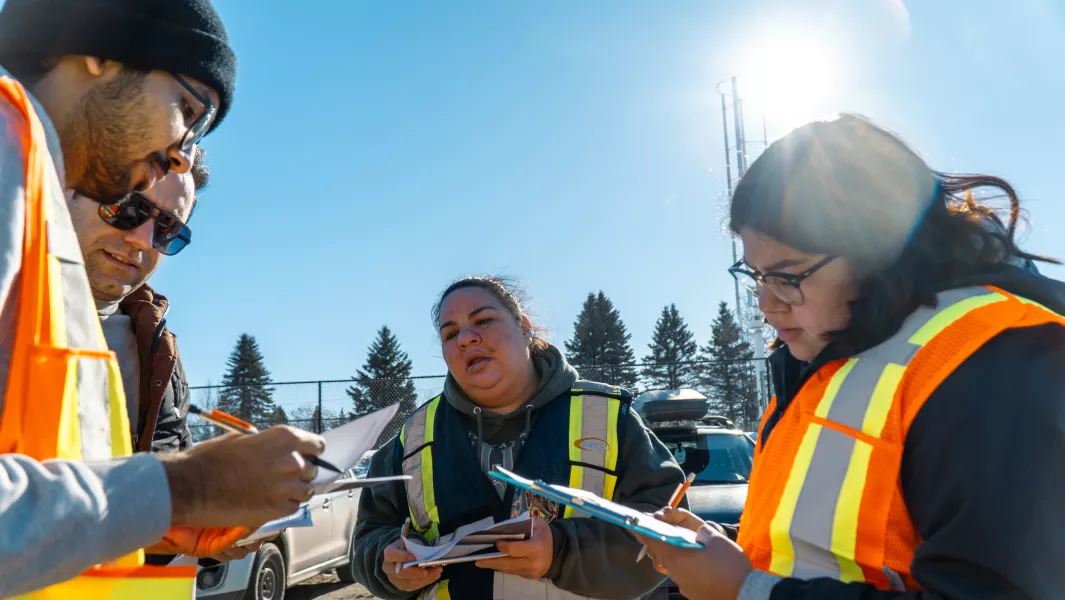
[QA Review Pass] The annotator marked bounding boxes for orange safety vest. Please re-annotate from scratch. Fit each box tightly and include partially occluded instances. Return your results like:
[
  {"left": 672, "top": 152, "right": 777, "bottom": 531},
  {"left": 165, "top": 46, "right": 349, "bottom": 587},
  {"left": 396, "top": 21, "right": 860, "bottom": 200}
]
[
  {"left": 0, "top": 75, "right": 196, "bottom": 598},
  {"left": 738, "top": 285, "right": 1065, "bottom": 591}
]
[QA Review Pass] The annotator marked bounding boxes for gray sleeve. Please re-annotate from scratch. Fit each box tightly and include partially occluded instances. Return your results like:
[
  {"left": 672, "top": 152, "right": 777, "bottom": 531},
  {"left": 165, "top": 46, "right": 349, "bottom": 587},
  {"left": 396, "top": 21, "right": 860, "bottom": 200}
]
[
  {"left": 0, "top": 453, "right": 173, "bottom": 596},
  {"left": 0, "top": 98, "right": 172, "bottom": 596}
]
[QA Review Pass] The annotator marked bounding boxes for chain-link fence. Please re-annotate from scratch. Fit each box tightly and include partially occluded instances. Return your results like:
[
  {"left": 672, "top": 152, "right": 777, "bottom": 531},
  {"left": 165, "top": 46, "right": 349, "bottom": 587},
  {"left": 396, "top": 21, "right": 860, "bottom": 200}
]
[{"left": 188, "top": 358, "right": 772, "bottom": 446}]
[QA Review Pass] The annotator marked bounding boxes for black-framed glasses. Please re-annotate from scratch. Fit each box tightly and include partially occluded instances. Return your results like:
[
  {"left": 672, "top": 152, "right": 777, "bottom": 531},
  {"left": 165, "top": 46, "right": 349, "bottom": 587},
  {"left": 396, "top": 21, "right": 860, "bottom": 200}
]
[
  {"left": 728, "top": 255, "right": 836, "bottom": 306},
  {"left": 97, "top": 193, "right": 192, "bottom": 256},
  {"left": 174, "top": 74, "right": 216, "bottom": 154}
]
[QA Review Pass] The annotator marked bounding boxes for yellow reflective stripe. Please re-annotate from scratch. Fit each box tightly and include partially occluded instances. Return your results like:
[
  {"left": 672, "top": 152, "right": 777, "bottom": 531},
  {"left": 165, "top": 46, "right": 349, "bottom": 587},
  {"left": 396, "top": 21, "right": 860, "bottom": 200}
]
[
  {"left": 11, "top": 570, "right": 196, "bottom": 598},
  {"left": 832, "top": 438, "right": 873, "bottom": 582},
  {"left": 56, "top": 360, "right": 81, "bottom": 460},
  {"left": 603, "top": 398, "right": 620, "bottom": 500},
  {"left": 814, "top": 358, "right": 855, "bottom": 419},
  {"left": 46, "top": 254, "right": 67, "bottom": 347},
  {"left": 107, "top": 359, "right": 133, "bottom": 458},
  {"left": 565, "top": 396, "right": 584, "bottom": 518},
  {"left": 907, "top": 292, "right": 1006, "bottom": 346},
  {"left": 437, "top": 580, "right": 451, "bottom": 600},
  {"left": 769, "top": 423, "right": 823, "bottom": 576},
  {"left": 422, "top": 397, "right": 440, "bottom": 542},
  {"left": 862, "top": 363, "right": 904, "bottom": 438}
]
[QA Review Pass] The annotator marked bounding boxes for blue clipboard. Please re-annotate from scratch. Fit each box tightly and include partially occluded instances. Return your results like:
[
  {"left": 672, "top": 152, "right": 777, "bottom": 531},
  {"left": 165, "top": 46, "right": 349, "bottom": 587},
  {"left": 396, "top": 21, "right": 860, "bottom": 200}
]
[{"left": 489, "top": 466, "right": 703, "bottom": 550}]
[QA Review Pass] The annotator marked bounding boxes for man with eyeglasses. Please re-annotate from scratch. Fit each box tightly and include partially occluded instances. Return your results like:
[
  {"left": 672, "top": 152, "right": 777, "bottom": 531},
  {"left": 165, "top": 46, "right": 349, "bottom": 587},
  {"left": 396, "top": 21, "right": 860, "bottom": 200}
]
[{"left": 0, "top": 0, "right": 328, "bottom": 595}]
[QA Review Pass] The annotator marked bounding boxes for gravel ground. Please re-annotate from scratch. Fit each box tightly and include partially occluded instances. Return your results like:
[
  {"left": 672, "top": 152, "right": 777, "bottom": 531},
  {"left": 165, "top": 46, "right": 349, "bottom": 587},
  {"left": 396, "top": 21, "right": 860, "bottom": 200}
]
[{"left": 286, "top": 574, "right": 378, "bottom": 600}]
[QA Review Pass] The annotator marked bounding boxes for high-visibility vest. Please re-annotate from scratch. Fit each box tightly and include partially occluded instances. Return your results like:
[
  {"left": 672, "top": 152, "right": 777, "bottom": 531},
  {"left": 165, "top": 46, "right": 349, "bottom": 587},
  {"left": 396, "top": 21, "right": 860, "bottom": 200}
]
[
  {"left": 0, "top": 75, "right": 195, "bottom": 598},
  {"left": 401, "top": 381, "right": 630, "bottom": 600},
  {"left": 737, "top": 285, "right": 1065, "bottom": 591}
]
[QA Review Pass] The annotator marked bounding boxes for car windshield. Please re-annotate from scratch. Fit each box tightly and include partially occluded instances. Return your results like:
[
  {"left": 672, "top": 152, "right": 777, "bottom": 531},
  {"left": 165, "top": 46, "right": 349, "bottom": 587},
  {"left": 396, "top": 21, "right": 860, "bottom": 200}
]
[{"left": 663, "top": 432, "right": 753, "bottom": 484}]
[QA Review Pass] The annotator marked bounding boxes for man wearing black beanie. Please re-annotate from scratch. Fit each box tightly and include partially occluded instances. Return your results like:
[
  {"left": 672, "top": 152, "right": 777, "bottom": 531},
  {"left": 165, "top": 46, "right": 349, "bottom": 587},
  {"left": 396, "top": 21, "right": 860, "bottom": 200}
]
[{"left": 0, "top": 1, "right": 329, "bottom": 596}]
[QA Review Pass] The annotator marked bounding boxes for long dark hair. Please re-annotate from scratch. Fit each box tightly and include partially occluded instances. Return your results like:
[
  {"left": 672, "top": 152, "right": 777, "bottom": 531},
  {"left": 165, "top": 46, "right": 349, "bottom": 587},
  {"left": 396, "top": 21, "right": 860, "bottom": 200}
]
[{"left": 730, "top": 113, "right": 1058, "bottom": 354}]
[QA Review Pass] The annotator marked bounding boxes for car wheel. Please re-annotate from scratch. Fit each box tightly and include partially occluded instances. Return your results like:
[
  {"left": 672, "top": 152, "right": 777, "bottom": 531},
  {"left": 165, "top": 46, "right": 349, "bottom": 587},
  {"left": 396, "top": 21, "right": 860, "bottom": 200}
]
[
  {"left": 335, "top": 530, "right": 359, "bottom": 583},
  {"left": 244, "top": 542, "right": 286, "bottom": 600}
]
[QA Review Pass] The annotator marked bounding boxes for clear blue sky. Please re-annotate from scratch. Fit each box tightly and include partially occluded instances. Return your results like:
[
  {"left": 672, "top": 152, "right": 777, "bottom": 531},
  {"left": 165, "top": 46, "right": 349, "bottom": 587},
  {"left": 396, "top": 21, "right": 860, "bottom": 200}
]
[{"left": 143, "top": 0, "right": 1064, "bottom": 386}]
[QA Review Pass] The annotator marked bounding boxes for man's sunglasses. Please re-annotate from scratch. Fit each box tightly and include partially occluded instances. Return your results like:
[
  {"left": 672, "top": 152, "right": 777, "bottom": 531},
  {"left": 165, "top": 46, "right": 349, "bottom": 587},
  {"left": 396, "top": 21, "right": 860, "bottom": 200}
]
[
  {"left": 174, "top": 74, "right": 216, "bottom": 154},
  {"left": 98, "top": 193, "right": 192, "bottom": 256}
]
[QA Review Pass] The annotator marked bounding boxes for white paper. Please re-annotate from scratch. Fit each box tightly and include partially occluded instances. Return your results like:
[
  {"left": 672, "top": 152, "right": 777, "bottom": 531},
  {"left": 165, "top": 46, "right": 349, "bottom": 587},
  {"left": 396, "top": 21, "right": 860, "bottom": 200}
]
[
  {"left": 402, "top": 512, "right": 532, "bottom": 567},
  {"left": 319, "top": 474, "right": 411, "bottom": 493},
  {"left": 311, "top": 403, "right": 400, "bottom": 493},
  {"left": 238, "top": 503, "right": 314, "bottom": 545}
]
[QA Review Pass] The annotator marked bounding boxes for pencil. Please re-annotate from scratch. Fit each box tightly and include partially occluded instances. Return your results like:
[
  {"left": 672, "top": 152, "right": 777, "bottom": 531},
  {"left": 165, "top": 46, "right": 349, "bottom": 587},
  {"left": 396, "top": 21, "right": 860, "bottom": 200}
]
[
  {"left": 397, "top": 518, "right": 411, "bottom": 574},
  {"left": 636, "top": 471, "right": 696, "bottom": 563},
  {"left": 189, "top": 404, "right": 344, "bottom": 473}
]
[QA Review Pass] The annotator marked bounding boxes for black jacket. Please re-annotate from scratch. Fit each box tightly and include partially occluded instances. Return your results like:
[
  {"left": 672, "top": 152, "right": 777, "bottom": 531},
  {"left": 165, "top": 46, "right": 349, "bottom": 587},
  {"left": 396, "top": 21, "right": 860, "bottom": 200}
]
[{"left": 761, "top": 265, "right": 1065, "bottom": 599}]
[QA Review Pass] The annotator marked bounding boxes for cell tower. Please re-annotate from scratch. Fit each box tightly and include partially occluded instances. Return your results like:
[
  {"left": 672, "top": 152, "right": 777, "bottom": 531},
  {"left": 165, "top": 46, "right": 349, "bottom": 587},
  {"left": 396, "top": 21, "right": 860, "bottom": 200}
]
[{"left": 716, "top": 76, "right": 773, "bottom": 410}]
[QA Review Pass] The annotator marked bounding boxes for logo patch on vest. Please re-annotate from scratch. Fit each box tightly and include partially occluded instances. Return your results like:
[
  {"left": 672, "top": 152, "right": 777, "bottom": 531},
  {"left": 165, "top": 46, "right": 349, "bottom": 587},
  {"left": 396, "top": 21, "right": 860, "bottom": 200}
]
[
  {"left": 512, "top": 489, "right": 561, "bottom": 523},
  {"left": 574, "top": 437, "right": 609, "bottom": 453}
]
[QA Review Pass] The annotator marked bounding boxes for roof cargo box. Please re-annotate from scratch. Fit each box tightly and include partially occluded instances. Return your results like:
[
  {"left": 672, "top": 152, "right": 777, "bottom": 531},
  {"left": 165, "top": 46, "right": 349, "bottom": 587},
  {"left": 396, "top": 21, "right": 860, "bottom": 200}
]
[{"left": 635, "top": 389, "right": 709, "bottom": 422}]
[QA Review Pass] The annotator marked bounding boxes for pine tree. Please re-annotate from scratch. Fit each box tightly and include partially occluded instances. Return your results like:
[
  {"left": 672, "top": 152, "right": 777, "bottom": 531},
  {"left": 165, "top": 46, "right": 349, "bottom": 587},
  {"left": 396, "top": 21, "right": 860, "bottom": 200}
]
[
  {"left": 699, "top": 302, "right": 761, "bottom": 429},
  {"left": 641, "top": 304, "right": 698, "bottom": 389},
  {"left": 347, "top": 326, "right": 417, "bottom": 443},
  {"left": 565, "top": 291, "right": 638, "bottom": 389},
  {"left": 217, "top": 334, "right": 277, "bottom": 428}
]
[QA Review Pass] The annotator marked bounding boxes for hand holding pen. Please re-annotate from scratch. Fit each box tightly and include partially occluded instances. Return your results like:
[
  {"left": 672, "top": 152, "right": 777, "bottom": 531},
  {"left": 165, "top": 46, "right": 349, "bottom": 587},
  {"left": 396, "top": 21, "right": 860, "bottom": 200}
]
[
  {"left": 637, "top": 471, "right": 696, "bottom": 563},
  {"left": 190, "top": 405, "right": 344, "bottom": 474}
]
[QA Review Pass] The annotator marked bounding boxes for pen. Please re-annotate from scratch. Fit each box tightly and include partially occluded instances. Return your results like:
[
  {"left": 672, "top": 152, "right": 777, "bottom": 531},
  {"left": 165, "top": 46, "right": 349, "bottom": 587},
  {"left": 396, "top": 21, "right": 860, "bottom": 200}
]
[
  {"left": 636, "top": 471, "right": 696, "bottom": 563},
  {"left": 189, "top": 404, "right": 344, "bottom": 474},
  {"left": 397, "top": 518, "right": 411, "bottom": 574}
]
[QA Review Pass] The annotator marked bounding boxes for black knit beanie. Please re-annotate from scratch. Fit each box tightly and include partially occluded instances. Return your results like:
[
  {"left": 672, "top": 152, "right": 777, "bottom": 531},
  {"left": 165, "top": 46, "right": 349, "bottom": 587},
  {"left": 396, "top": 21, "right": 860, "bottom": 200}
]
[{"left": 0, "top": 0, "right": 237, "bottom": 133}]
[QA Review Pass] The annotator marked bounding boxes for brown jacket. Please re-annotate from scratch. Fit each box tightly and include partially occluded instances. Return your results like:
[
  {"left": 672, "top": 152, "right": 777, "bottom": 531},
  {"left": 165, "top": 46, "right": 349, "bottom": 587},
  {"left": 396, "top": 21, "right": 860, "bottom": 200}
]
[{"left": 119, "top": 285, "right": 192, "bottom": 453}]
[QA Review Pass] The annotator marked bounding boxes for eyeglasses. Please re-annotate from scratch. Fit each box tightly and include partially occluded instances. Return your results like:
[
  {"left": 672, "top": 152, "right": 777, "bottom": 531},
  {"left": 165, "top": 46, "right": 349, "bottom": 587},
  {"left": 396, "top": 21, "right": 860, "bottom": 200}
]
[
  {"left": 728, "top": 255, "right": 836, "bottom": 306},
  {"left": 174, "top": 74, "right": 216, "bottom": 154},
  {"left": 97, "top": 193, "right": 192, "bottom": 256}
]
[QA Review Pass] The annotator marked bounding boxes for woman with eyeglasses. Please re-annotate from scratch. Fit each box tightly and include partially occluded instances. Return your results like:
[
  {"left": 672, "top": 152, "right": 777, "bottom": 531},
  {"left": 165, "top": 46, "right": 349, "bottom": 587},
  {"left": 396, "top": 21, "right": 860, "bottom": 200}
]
[{"left": 634, "top": 114, "right": 1065, "bottom": 599}]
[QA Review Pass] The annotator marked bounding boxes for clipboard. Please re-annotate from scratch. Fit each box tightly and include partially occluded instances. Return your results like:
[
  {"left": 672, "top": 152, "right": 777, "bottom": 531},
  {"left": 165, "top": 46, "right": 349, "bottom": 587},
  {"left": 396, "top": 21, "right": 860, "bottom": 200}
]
[{"left": 489, "top": 466, "right": 703, "bottom": 550}]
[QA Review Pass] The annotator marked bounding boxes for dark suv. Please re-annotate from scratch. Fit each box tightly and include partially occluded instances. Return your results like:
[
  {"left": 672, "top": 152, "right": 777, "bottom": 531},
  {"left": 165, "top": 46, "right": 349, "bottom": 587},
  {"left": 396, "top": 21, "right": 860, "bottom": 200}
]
[{"left": 637, "top": 391, "right": 755, "bottom": 600}]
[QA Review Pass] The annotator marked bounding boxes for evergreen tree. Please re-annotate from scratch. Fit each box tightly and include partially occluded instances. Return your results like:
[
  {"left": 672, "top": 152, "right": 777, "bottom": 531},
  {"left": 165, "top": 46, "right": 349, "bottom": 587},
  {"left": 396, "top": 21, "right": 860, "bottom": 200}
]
[
  {"left": 641, "top": 304, "right": 698, "bottom": 389},
  {"left": 347, "top": 326, "right": 418, "bottom": 443},
  {"left": 565, "top": 291, "right": 638, "bottom": 388},
  {"left": 699, "top": 302, "right": 761, "bottom": 429},
  {"left": 217, "top": 334, "right": 277, "bottom": 427}
]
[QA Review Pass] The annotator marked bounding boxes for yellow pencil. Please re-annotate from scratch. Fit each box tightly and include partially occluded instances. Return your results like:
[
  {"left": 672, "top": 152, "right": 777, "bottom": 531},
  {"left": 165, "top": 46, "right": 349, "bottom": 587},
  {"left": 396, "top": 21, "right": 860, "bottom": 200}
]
[{"left": 636, "top": 471, "right": 696, "bottom": 563}]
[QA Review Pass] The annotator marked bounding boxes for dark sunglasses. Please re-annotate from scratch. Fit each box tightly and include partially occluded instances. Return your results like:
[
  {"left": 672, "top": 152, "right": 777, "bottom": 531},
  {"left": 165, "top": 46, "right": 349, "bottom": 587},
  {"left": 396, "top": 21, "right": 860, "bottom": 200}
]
[
  {"left": 174, "top": 74, "right": 216, "bottom": 154},
  {"left": 728, "top": 255, "right": 836, "bottom": 306},
  {"left": 97, "top": 193, "right": 192, "bottom": 256}
]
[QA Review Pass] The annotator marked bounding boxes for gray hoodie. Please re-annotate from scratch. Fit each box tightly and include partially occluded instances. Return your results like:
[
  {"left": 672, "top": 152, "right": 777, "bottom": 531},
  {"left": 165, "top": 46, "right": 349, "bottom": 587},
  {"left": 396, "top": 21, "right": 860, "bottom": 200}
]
[
  {"left": 352, "top": 345, "right": 686, "bottom": 599},
  {"left": 0, "top": 66, "right": 172, "bottom": 595}
]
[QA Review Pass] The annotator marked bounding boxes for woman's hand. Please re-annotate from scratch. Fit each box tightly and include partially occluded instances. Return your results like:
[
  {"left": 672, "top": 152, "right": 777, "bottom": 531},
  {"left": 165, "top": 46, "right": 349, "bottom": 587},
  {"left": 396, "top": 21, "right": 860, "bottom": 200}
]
[
  {"left": 476, "top": 516, "right": 554, "bottom": 580},
  {"left": 633, "top": 507, "right": 753, "bottom": 600},
  {"left": 382, "top": 538, "right": 443, "bottom": 592}
]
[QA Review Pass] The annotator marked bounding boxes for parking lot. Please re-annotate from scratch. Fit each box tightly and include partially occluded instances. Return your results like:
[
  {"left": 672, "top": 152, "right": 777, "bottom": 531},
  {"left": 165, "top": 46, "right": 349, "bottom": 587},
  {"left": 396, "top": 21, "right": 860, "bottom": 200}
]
[{"left": 287, "top": 574, "right": 377, "bottom": 600}]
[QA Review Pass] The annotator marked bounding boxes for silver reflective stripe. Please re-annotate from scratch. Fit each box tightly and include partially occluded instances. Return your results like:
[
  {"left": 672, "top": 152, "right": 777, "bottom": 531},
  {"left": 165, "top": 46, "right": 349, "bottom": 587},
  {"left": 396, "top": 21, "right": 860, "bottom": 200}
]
[
  {"left": 402, "top": 402, "right": 432, "bottom": 531},
  {"left": 786, "top": 427, "right": 856, "bottom": 580},
  {"left": 76, "top": 356, "right": 112, "bottom": 460},
  {"left": 576, "top": 395, "right": 610, "bottom": 500},
  {"left": 823, "top": 287, "right": 994, "bottom": 432}
]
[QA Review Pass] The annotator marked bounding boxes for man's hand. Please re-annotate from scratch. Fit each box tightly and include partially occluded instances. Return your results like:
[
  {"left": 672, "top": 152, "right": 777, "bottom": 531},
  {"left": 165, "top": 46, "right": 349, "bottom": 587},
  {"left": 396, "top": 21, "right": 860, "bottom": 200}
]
[
  {"left": 207, "top": 541, "right": 262, "bottom": 563},
  {"left": 382, "top": 539, "right": 442, "bottom": 592},
  {"left": 633, "top": 507, "right": 753, "bottom": 600},
  {"left": 476, "top": 516, "right": 554, "bottom": 580},
  {"left": 160, "top": 426, "right": 325, "bottom": 528}
]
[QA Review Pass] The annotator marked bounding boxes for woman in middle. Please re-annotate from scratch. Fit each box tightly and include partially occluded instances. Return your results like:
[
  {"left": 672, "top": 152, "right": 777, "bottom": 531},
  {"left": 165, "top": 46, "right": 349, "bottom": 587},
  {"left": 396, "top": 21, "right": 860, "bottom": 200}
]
[{"left": 351, "top": 275, "right": 686, "bottom": 600}]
